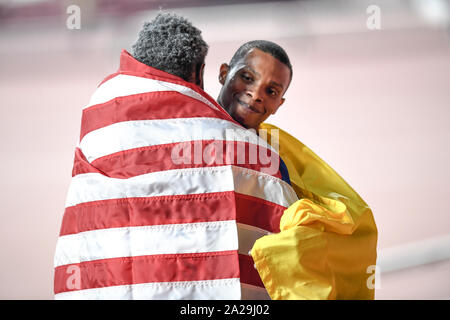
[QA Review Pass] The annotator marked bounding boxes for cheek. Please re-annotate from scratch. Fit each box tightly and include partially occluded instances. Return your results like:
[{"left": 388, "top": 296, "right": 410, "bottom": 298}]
[
  {"left": 257, "top": 113, "right": 271, "bottom": 124},
  {"left": 221, "top": 86, "right": 234, "bottom": 104},
  {"left": 228, "top": 79, "right": 247, "bottom": 94},
  {"left": 268, "top": 101, "right": 282, "bottom": 114}
]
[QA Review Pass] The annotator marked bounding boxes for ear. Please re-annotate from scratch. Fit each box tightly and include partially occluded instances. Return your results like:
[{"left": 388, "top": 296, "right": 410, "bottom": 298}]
[
  {"left": 272, "top": 98, "right": 285, "bottom": 115},
  {"left": 219, "top": 63, "right": 230, "bottom": 85},
  {"left": 195, "top": 63, "right": 205, "bottom": 89}
]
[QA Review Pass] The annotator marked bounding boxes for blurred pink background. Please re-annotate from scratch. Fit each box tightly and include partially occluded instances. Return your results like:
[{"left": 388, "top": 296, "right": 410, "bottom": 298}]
[{"left": 0, "top": 0, "right": 449, "bottom": 299}]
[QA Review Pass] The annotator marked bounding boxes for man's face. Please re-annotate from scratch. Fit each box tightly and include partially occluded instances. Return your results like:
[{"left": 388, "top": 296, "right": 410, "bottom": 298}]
[{"left": 217, "top": 48, "right": 291, "bottom": 130}]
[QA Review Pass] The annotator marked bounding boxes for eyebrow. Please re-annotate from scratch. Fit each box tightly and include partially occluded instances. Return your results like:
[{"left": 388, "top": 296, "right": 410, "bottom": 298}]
[
  {"left": 241, "top": 66, "right": 260, "bottom": 77},
  {"left": 269, "top": 81, "right": 284, "bottom": 90}
]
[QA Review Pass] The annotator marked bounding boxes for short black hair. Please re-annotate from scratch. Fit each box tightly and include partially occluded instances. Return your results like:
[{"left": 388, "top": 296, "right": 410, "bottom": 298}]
[
  {"left": 229, "top": 40, "right": 292, "bottom": 78},
  {"left": 132, "top": 12, "right": 208, "bottom": 82}
]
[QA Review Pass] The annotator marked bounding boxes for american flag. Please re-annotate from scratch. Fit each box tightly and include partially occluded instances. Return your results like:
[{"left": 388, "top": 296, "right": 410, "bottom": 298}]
[{"left": 53, "top": 50, "right": 298, "bottom": 299}]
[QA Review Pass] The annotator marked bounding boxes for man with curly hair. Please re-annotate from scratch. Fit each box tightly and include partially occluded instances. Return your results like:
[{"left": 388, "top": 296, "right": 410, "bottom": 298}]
[
  {"left": 54, "top": 13, "right": 297, "bottom": 300},
  {"left": 131, "top": 12, "right": 207, "bottom": 88}
]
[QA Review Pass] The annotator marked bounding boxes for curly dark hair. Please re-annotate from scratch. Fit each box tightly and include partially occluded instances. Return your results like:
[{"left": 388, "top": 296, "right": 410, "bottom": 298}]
[{"left": 131, "top": 12, "right": 208, "bottom": 83}]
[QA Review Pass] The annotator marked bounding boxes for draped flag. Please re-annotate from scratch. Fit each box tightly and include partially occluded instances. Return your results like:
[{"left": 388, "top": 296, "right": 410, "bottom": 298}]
[
  {"left": 53, "top": 50, "right": 298, "bottom": 300},
  {"left": 251, "top": 123, "right": 378, "bottom": 300}
]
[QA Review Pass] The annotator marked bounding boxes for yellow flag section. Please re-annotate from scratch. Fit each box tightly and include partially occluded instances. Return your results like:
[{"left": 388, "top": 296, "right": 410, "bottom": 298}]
[{"left": 251, "top": 123, "right": 378, "bottom": 300}]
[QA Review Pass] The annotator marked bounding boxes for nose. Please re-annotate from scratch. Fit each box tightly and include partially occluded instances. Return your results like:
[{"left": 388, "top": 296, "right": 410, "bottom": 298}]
[{"left": 246, "top": 85, "right": 263, "bottom": 104}]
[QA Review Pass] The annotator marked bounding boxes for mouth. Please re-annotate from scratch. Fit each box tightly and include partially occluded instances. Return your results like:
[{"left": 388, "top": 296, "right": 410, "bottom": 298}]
[{"left": 237, "top": 100, "right": 262, "bottom": 114}]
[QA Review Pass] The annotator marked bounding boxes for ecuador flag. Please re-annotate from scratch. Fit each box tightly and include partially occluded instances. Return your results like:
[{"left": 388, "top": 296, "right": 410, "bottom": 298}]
[{"left": 251, "top": 123, "right": 378, "bottom": 300}]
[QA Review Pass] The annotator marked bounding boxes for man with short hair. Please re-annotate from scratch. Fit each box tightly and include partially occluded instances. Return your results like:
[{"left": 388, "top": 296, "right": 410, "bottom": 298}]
[
  {"left": 217, "top": 40, "right": 378, "bottom": 300},
  {"left": 54, "top": 14, "right": 297, "bottom": 300},
  {"left": 217, "top": 40, "right": 292, "bottom": 131}
]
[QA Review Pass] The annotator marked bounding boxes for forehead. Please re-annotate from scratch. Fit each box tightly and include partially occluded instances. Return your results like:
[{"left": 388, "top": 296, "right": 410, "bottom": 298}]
[{"left": 233, "top": 48, "right": 291, "bottom": 86}]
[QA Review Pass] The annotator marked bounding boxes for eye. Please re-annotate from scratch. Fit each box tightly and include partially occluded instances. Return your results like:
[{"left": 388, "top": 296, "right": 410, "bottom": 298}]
[
  {"left": 267, "top": 88, "right": 279, "bottom": 97},
  {"left": 240, "top": 73, "right": 253, "bottom": 82}
]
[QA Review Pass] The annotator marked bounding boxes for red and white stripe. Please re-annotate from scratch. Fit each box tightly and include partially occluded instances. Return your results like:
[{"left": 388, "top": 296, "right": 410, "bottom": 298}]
[
  {"left": 84, "top": 74, "right": 221, "bottom": 113},
  {"left": 79, "top": 117, "right": 274, "bottom": 163},
  {"left": 65, "top": 166, "right": 296, "bottom": 209},
  {"left": 54, "top": 54, "right": 298, "bottom": 300}
]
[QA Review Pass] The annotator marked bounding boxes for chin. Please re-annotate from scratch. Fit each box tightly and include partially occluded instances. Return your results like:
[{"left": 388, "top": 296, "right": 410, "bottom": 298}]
[
  {"left": 242, "top": 121, "right": 258, "bottom": 131},
  {"left": 235, "top": 115, "right": 252, "bottom": 130}
]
